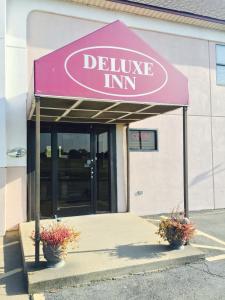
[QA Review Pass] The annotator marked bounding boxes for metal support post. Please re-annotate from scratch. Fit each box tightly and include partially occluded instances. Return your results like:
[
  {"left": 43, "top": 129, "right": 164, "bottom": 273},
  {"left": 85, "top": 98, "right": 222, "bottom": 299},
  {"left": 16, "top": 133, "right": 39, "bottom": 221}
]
[
  {"left": 126, "top": 125, "right": 130, "bottom": 212},
  {"left": 35, "top": 97, "right": 41, "bottom": 265},
  {"left": 183, "top": 106, "right": 189, "bottom": 218}
]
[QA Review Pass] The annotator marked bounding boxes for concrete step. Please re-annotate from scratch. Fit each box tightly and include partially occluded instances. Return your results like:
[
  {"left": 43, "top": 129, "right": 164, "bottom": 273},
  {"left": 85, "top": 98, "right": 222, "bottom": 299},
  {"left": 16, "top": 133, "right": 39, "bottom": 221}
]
[{"left": 19, "top": 213, "right": 205, "bottom": 294}]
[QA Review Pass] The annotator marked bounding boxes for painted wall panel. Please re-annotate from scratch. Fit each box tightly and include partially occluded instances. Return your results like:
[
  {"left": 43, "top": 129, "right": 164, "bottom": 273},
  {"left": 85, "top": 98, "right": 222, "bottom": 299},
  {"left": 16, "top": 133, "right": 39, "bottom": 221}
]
[
  {"left": 0, "top": 0, "right": 6, "bottom": 236},
  {"left": 5, "top": 167, "right": 27, "bottom": 230},
  {"left": 212, "top": 117, "right": 225, "bottom": 209},
  {"left": 0, "top": 0, "right": 5, "bottom": 38},
  {"left": 129, "top": 114, "right": 214, "bottom": 215},
  {"left": 0, "top": 168, "right": 6, "bottom": 235},
  {"left": 0, "top": 39, "right": 5, "bottom": 99},
  {"left": 6, "top": 47, "right": 27, "bottom": 167},
  {"left": 0, "top": 100, "right": 6, "bottom": 168},
  {"left": 0, "top": 1, "right": 6, "bottom": 168},
  {"left": 129, "top": 114, "right": 184, "bottom": 215},
  {"left": 188, "top": 116, "right": 214, "bottom": 210}
]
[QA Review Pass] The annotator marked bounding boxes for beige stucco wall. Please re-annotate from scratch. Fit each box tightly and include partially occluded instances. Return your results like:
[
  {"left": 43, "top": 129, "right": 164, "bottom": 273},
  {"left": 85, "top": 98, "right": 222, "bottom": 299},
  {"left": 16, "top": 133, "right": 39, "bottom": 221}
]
[
  {"left": 129, "top": 114, "right": 183, "bottom": 215},
  {"left": 129, "top": 29, "right": 215, "bottom": 214}
]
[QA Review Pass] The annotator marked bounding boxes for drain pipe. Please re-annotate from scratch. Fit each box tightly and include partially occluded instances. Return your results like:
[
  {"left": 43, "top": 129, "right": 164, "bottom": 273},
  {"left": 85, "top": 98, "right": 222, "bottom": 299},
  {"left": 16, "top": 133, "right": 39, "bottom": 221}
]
[{"left": 126, "top": 124, "right": 130, "bottom": 212}]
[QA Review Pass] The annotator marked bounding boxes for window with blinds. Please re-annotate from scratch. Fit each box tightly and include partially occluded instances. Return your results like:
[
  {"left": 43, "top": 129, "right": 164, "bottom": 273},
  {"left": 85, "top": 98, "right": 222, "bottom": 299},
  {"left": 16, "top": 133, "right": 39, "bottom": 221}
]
[{"left": 128, "top": 129, "right": 158, "bottom": 151}]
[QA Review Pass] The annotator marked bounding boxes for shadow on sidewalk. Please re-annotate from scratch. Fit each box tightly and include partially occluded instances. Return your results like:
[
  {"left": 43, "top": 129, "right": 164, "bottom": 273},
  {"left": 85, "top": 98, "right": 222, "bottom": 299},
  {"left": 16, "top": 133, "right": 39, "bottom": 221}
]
[{"left": 0, "top": 231, "right": 28, "bottom": 296}]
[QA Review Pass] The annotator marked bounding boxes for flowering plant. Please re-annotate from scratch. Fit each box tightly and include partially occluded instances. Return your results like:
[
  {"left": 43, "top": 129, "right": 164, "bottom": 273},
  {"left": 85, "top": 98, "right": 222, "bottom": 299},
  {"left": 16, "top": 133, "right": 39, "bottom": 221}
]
[
  {"left": 157, "top": 212, "right": 196, "bottom": 245},
  {"left": 32, "top": 223, "right": 80, "bottom": 250}
]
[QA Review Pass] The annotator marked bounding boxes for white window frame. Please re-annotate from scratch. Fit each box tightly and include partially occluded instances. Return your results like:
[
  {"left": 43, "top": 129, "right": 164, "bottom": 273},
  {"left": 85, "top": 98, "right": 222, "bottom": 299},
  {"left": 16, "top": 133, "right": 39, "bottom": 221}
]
[{"left": 216, "top": 44, "right": 225, "bottom": 86}]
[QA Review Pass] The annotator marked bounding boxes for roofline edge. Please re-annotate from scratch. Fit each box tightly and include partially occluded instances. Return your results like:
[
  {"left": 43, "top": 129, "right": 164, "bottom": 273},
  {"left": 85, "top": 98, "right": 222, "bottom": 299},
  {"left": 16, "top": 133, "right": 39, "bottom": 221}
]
[{"left": 111, "top": 0, "right": 225, "bottom": 26}]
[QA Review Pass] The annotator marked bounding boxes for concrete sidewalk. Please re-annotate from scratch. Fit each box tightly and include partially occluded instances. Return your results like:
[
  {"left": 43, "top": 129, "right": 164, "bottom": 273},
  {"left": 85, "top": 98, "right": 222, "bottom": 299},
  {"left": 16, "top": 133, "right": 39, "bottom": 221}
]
[
  {"left": 0, "top": 231, "right": 29, "bottom": 299},
  {"left": 20, "top": 213, "right": 204, "bottom": 294}
]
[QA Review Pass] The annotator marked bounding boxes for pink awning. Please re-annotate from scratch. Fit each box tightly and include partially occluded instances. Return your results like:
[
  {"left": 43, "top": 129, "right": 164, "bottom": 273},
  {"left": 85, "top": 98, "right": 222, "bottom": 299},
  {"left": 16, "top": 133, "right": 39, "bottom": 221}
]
[{"left": 34, "top": 20, "right": 188, "bottom": 106}]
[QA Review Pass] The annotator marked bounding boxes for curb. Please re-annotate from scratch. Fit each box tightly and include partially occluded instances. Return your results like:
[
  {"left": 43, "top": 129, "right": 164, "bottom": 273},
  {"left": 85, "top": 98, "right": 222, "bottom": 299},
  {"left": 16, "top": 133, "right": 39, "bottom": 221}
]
[
  {"left": 28, "top": 249, "right": 205, "bottom": 293},
  {"left": 31, "top": 293, "right": 45, "bottom": 300}
]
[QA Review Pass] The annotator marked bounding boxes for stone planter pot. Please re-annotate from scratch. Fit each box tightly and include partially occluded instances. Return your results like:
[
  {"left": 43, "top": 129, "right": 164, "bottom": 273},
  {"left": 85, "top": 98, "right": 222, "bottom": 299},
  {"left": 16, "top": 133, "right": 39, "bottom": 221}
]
[
  {"left": 43, "top": 243, "right": 67, "bottom": 268},
  {"left": 169, "top": 239, "right": 185, "bottom": 250},
  {"left": 165, "top": 227, "right": 185, "bottom": 250}
]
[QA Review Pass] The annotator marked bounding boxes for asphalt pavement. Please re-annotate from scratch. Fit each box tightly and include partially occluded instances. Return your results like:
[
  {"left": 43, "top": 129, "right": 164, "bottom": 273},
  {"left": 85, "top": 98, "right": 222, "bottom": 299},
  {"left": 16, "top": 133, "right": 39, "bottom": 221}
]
[
  {"left": 45, "top": 209, "right": 225, "bottom": 300},
  {"left": 45, "top": 260, "right": 225, "bottom": 300}
]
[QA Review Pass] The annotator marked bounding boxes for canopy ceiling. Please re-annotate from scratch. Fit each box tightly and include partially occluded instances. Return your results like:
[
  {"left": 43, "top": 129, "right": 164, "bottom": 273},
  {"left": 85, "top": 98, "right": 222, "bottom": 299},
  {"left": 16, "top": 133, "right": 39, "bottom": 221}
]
[{"left": 31, "top": 97, "right": 181, "bottom": 124}]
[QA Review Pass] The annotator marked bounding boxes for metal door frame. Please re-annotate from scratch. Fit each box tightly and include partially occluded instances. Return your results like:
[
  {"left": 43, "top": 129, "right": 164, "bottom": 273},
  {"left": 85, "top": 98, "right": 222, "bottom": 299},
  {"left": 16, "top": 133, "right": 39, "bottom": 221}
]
[{"left": 27, "top": 121, "right": 117, "bottom": 220}]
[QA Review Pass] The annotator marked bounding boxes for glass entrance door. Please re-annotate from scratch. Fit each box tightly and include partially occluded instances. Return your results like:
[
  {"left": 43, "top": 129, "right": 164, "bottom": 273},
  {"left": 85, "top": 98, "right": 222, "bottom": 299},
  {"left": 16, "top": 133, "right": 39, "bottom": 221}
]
[
  {"left": 40, "top": 124, "right": 112, "bottom": 218},
  {"left": 57, "top": 132, "right": 92, "bottom": 216}
]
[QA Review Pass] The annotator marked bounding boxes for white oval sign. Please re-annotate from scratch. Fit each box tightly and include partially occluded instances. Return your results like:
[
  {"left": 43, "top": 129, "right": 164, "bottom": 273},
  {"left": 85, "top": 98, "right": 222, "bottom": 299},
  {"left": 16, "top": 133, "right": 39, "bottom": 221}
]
[{"left": 64, "top": 46, "right": 168, "bottom": 98}]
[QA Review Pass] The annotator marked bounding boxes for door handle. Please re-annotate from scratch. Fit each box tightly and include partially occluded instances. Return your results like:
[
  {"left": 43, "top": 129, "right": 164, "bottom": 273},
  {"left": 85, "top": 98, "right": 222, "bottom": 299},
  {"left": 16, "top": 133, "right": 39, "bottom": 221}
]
[
  {"left": 45, "top": 146, "right": 51, "bottom": 158},
  {"left": 85, "top": 159, "right": 95, "bottom": 167},
  {"left": 90, "top": 166, "right": 94, "bottom": 179},
  {"left": 58, "top": 146, "right": 62, "bottom": 158}
]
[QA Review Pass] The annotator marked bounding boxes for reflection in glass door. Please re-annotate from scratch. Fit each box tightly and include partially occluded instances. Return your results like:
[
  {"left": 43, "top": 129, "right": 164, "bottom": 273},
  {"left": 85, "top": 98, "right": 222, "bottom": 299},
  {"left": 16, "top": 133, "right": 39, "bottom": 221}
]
[
  {"left": 40, "top": 133, "right": 52, "bottom": 218},
  {"left": 57, "top": 132, "right": 92, "bottom": 216}
]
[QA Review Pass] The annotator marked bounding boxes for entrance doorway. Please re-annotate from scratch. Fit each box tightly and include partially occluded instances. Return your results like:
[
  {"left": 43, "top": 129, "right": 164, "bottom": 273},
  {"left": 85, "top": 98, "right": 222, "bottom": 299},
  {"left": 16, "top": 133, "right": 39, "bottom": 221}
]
[{"left": 27, "top": 122, "right": 117, "bottom": 219}]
